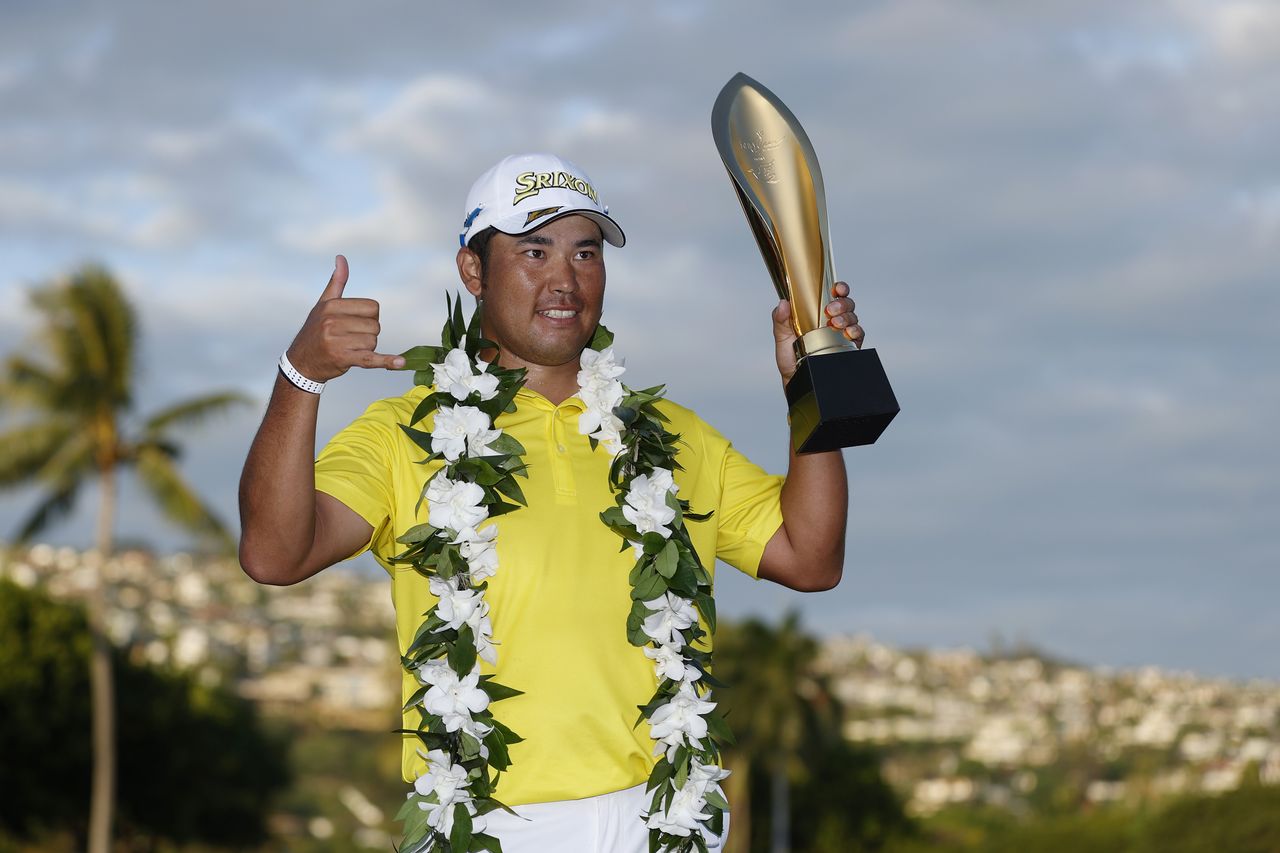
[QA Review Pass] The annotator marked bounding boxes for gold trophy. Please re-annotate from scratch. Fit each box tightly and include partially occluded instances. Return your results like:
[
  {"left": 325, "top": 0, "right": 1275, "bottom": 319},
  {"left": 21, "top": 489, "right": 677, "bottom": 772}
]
[{"left": 712, "top": 72, "right": 899, "bottom": 452}]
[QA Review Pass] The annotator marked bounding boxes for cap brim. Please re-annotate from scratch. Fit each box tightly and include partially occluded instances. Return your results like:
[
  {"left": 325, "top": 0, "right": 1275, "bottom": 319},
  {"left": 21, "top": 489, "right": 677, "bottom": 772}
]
[{"left": 493, "top": 209, "right": 626, "bottom": 248}]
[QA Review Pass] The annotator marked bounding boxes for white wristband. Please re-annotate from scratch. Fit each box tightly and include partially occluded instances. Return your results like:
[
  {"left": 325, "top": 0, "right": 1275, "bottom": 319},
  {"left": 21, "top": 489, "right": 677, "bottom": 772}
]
[{"left": 279, "top": 352, "right": 326, "bottom": 394}]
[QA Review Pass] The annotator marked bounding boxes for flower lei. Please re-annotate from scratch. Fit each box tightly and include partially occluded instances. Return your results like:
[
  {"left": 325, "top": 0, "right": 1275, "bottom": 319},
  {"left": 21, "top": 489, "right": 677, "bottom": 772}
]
[{"left": 392, "top": 296, "right": 731, "bottom": 853}]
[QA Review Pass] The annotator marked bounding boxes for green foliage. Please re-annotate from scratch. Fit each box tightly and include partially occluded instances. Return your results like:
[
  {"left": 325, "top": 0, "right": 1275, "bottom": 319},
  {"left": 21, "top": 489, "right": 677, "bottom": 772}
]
[
  {"left": 881, "top": 784, "right": 1280, "bottom": 853},
  {"left": 714, "top": 613, "right": 910, "bottom": 853},
  {"left": 1135, "top": 784, "right": 1280, "bottom": 853},
  {"left": 0, "top": 580, "right": 290, "bottom": 846}
]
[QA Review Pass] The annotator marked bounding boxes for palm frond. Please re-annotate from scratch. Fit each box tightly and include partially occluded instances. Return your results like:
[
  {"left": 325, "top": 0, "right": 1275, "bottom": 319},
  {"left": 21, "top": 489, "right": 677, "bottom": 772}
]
[
  {"left": 28, "top": 265, "right": 136, "bottom": 412},
  {"left": 0, "top": 422, "right": 74, "bottom": 488},
  {"left": 32, "top": 430, "right": 95, "bottom": 488},
  {"left": 12, "top": 477, "right": 82, "bottom": 545},
  {"left": 77, "top": 265, "right": 137, "bottom": 398},
  {"left": 133, "top": 444, "right": 235, "bottom": 554},
  {"left": 0, "top": 357, "right": 64, "bottom": 411},
  {"left": 143, "top": 391, "right": 253, "bottom": 437}
]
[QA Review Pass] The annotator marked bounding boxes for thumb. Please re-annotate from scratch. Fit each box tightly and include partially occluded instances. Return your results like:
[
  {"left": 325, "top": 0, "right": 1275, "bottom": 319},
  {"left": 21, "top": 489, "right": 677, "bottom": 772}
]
[
  {"left": 771, "top": 299, "right": 793, "bottom": 338},
  {"left": 320, "top": 254, "right": 349, "bottom": 301}
]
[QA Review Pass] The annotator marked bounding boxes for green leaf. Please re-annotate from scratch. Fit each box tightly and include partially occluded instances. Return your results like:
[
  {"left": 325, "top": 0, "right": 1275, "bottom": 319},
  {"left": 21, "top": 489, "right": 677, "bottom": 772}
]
[
  {"left": 395, "top": 796, "right": 419, "bottom": 822},
  {"left": 642, "top": 532, "right": 668, "bottom": 554},
  {"left": 667, "top": 561, "right": 698, "bottom": 597},
  {"left": 485, "top": 498, "right": 522, "bottom": 518},
  {"left": 396, "top": 523, "right": 439, "bottom": 545},
  {"left": 482, "top": 726, "right": 512, "bottom": 771},
  {"left": 705, "top": 710, "right": 735, "bottom": 745},
  {"left": 493, "top": 474, "right": 527, "bottom": 506},
  {"left": 589, "top": 323, "right": 615, "bottom": 349},
  {"left": 401, "top": 802, "right": 432, "bottom": 847},
  {"left": 399, "top": 424, "right": 436, "bottom": 454},
  {"left": 654, "top": 541, "right": 678, "bottom": 578},
  {"left": 402, "top": 685, "right": 428, "bottom": 712},
  {"left": 478, "top": 677, "right": 525, "bottom": 702},
  {"left": 398, "top": 344, "right": 444, "bottom": 369},
  {"left": 704, "top": 787, "right": 730, "bottom": 811},
  {"left": 647, "top": 757, "right": 674, "bottom": 792},
  {"left": 630, "top": 566, "right": 668, "bottom": 601},
  {"left": 488, "top": 433, "right": 526, "bottom": 456},
  {"left": 460, "top": 732, "right": 483, "bottom": 760},
  {"left": 694, "top": 593, "right": 716, "bottom": 634},
  {"left": 409, "top": 392, "right": 443, "bottom": 427},
  {"left": 449, "top": 803, "right": 472, "bottom": 852},
  {"left": 449, "top": 624, "right": 477, "bottom": 675},
  {"left": 488, "top": 717, "right": 524, "bottom": 745}
]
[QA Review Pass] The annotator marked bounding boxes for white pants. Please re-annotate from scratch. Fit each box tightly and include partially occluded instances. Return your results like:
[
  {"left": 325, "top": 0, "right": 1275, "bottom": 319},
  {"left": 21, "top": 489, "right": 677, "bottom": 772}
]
[{"left": 485, "top": 783, "right": 728, "bottom": 853}]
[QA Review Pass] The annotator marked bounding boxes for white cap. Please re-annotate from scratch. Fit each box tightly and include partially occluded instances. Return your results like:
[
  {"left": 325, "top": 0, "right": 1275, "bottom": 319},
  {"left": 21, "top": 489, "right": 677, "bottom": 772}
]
[{"left": 459, "top": 153, "right": 626, "bottom": 249}]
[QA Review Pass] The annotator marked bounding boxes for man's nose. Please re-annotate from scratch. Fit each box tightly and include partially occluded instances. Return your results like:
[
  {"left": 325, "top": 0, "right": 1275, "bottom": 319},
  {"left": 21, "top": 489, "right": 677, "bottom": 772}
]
[{"left": 548, "top": 256, "right": 580, "bottom": 292}]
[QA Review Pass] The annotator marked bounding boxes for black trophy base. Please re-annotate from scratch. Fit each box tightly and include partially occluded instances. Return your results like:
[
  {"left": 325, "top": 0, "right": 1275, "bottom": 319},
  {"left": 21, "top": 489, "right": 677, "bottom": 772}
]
[{"left": 785, "top": 347, "right": 899, "bottom": 453}]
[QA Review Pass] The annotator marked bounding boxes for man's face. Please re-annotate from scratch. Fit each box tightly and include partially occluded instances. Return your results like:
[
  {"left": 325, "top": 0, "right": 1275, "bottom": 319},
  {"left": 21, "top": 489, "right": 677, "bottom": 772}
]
[{"left": 464, "top": 214, "right": 606, "bottom": 370}]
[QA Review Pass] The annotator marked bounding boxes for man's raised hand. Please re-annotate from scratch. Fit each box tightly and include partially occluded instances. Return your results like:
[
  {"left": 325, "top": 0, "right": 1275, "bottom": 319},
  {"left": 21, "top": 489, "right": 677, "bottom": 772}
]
[
  {"left": 771, "top": 280, "right": 864, "bottom": 385},
  {"left": 286, "top": 254, "right": 405, "bottom": 382}
]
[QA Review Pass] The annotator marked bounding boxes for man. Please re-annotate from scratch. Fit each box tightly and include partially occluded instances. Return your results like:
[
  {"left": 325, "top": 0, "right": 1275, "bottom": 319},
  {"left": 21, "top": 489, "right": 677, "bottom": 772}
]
[{"left": 238, "top": 153, "right": 863, "bottom": 851}]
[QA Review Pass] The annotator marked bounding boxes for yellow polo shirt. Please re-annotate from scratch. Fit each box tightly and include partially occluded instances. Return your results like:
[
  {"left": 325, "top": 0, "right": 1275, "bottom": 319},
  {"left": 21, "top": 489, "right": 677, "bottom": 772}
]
[{"left": 314, "top": 385, "right": 783, "bottom": 805}]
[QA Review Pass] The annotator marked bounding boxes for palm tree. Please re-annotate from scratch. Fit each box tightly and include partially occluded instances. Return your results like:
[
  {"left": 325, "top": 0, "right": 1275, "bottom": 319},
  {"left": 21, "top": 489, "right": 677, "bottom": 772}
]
[
  {"left": 0, "top": 264, "right": 248, "bottom": 853},
  {"left": 715, "top": 612, "right": 844, "bottom": 853}
]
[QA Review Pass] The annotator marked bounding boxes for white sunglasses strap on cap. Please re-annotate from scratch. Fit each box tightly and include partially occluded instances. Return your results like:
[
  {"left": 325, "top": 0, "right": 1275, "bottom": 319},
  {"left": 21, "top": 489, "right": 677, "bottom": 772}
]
[{"left": 278, "top": 351, "right": 326, "bottom": 395}]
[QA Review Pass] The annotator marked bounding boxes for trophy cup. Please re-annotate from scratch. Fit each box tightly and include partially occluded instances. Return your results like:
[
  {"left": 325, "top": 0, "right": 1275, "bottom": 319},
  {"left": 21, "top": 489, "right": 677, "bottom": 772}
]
[{"left": 712, "top": 73, "right": 899, "bottom": 453}]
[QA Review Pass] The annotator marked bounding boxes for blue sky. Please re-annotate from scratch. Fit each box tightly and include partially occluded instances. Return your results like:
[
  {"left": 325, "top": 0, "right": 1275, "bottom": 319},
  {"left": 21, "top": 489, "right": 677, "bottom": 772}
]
[{"left": 2, "top": 1, "right": 1277, "bottom": 678}]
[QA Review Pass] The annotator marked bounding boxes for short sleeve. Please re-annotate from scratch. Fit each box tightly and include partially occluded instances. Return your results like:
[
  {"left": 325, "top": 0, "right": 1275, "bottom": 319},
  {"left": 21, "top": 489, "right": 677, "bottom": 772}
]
[
  {"left": 314, "top": 402, "right": 397, "bottom": 564},
  {"left": 710, "top": 432, "right": 784, "bottom": 579}
]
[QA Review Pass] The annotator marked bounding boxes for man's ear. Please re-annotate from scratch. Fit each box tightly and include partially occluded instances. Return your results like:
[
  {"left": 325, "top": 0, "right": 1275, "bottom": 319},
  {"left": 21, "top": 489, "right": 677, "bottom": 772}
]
[{"left": 456, "top": 247, "right": 483, "bottom": 298}]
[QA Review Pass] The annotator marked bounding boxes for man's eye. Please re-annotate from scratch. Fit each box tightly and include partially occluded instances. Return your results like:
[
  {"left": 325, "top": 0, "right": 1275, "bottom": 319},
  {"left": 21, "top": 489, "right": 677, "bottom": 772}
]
[
  {"left": 576, "top": 250, "right": 595, "bottom": 260},
  {"left": 525, "top": 249, "right": 544, "bottom": 259}
]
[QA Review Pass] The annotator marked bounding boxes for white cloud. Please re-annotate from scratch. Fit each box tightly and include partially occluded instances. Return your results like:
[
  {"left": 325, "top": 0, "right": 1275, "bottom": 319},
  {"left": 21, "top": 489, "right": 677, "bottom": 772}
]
[
  {"left": 276, "top": 169, "right": 448, "bottom": 251},
  {"left": 1188, "top": 0, "right": 1280, "bottom": 63},
  {"left": 337, "top": 74, "right": 503, "bottom": 163}
]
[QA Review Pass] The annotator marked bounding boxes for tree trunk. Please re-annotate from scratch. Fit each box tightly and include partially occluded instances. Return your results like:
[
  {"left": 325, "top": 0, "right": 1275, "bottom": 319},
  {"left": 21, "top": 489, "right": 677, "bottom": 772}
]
[
  {"left": 770, "top": 762, "right": 789, "bottom": 853},
  {"left": 88, "top": 466, "right": 117, "bottom": 853},
  {"left": 724, "top": 752, "right": 751, "bottom": 853}
]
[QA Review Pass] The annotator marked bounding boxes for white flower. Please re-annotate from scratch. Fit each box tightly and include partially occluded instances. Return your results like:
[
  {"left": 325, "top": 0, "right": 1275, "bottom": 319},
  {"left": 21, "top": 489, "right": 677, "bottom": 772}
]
[
  {"left": 578, "top": 407, "right": 626, "bottom": 455},
  {"left": 688, "top": 759, "right": 731, "bottom": 796},
  {"left": 434, "top": 348, "right": 500, "bottom": 402},
  {"left": 412, "top": 749, "right": 488, "bottom": 836},
  {"left": 576, "top": 347, "right": 628, "bottom": 454},
  {"left": 429, "top": 577, "right": 486, "bottom": 631},
  {"left": 431, "top": 405, "right": 501, "bottom": 461},
  {"left": 646, "top": 777, "right": 712, "bottom": 838},
  {"left": 426, "top": 578, "right": 498, "bottom": 665},
  {"left": 578, "top": 346, "right": 626, "bottom": 386},
  {"left": 452, "top": 524, "right": 499, "bottom": 581},
  {"left": 622, "top": 469, "right": 679, "bottom": 537},
  {"left": 648, "top": 680, "right": 715, "bottom": 753},
  {"left": 414, "top": 659, "right": 453, "bottom": 688},
  {"left": 644, "top": 643, "right": 701, "bottom": 683},
  {"left": 642, "top": 593, "right": 698, "bottom": 646},
  {"left": 421, "top": 665, "right": 492, "bottom": 738},
  {"left": 425, "top": 476, "right": 488, "bottom": 533},
  {"left": 472, "top": 617, "right": 498, "bottom": 666}
]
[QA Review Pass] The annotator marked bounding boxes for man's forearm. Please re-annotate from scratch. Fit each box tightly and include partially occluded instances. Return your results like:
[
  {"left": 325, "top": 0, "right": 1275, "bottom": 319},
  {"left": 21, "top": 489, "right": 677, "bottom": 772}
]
[
  {"left": 778, "top": 444, "right": 848, "bottom": 587},
  {"left": 237, "top": 374, "right": 323, "bottom": 583}
]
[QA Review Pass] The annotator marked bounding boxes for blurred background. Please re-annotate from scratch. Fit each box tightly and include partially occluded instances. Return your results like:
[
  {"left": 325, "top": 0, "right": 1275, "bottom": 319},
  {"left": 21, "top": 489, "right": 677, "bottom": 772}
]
[{"left": 1, "top": 1, "right": 1277, "bottom": 851}]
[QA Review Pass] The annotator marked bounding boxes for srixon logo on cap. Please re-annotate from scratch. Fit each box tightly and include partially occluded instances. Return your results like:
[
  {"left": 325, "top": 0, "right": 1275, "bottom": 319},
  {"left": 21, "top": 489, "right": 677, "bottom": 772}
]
[{"left": 512, "top": 171, "right": 600, "bottom": 205}]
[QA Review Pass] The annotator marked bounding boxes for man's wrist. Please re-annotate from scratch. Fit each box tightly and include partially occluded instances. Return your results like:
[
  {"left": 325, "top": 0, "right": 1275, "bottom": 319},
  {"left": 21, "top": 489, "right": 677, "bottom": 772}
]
[{"left": 279, "top": 351, "right": 326, "bottom": 394}]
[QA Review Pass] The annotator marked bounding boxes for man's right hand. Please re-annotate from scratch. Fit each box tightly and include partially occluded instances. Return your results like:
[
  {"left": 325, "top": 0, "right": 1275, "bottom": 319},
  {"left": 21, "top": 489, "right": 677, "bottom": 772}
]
[{"left": 286, "top": 254, "right": 405, "bottom": 381}]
